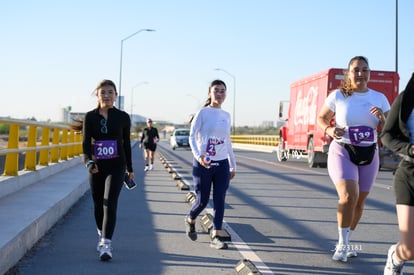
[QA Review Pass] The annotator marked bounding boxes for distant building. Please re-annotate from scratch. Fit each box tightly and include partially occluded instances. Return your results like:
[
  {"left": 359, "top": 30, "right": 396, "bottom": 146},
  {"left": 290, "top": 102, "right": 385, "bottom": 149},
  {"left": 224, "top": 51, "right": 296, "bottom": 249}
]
[
  {"left": 131, "top": 114, "right": 147, "bottom": 125},
  {"left": 260, "top": 121, "right": 274, "bottom": 128},
  {"left": 61, "top": 106, "right": 73, "bottom": 123}
]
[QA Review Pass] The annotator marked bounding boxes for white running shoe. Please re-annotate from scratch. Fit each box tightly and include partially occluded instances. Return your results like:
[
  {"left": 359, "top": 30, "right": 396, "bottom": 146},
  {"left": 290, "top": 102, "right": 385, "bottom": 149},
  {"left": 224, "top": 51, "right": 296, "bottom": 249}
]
[
  {"left": 210, "top": 236, "right": 228, "bottom": 249},
  {"left": 384, "top": 244, "right": 404, "bottom": 275},
  {"left": 332, "top": 244, "right": 347, "bottom": 262},
  {"left": 96, "top": 230, "right": 102, "bottom": 251},
  {"left": 144, "top": 166, "right": 149, "bottom": 172},
  {"left": 347, "top": 247, "right": 358, "bottom": 258},
  {"left": 99, "top": 243, "right": 112, "bottom": 261},
  {"left": 149, "top": 164, "right": 153, "bottom": 170},
  {"left": 97, "top": 238, "right": 102, "bottom": 252}
]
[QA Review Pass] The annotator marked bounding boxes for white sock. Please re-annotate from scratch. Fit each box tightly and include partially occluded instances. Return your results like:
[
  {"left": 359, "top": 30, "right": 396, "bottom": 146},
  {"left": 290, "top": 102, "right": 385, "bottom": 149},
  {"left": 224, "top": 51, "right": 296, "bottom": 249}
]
[
  {"left": 100, "top": 238, "right": 111, "bottom": 244},
  {"left": 348, "top": 229, "right": 354, "bottom": 243},
  {"left": 338, "top": 227, "right": 350, "bottom": 245}
]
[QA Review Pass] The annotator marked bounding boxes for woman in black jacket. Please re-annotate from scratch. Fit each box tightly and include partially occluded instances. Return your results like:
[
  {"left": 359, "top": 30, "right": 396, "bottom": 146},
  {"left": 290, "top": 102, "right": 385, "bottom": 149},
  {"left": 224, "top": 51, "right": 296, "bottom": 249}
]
[
  {"left": 381, "top": 73, "right": 414, "bottom": 274},
  {"left": 78, "top": 79, "right": 134, "bottom": 262},
  {"left": 139, "top": 118, "right": 159, "bottom": 171}
]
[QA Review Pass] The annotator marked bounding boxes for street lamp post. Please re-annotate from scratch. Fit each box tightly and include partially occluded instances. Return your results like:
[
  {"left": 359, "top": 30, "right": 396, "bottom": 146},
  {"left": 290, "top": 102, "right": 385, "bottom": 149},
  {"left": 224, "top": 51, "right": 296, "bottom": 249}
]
[
  {"left": 130, "top": 81, "right": 149, "bottom": 118},
  {"left": 118, "top": 28, "right": 155, "bottom": 109},
  {"left": 214, "top": 68, "right": 236, "bottom": 134},
  {"left": 395, "top": 0, "right": 398, "bottom": 73}
]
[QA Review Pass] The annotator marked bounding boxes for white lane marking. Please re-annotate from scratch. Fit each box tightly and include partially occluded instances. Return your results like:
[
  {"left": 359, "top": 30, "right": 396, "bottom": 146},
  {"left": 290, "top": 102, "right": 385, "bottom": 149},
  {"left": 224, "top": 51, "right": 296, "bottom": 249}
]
[
  {"left": 204, "top": 206, "right": 274, "bottom": 274},
  {"left": 220, "top": 213, "right": 274, "bottom": 274},
  {"left": 162, "top": 149, "right": 389, "bottom": 275},
  {"left": 179, "top": 173, "right": 274, "bottom": 274}
]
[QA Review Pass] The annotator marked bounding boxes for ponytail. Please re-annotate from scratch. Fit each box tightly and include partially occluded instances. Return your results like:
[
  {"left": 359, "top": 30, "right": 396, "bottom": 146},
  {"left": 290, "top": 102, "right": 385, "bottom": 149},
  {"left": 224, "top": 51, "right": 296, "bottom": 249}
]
[{"left": 190, "top": 79, "right": 226, "bottom": 123}]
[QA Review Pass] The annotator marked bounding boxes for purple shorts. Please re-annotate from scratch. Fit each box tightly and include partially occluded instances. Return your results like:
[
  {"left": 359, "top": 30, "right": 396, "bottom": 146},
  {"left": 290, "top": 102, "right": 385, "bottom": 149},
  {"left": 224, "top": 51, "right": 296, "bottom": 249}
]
[{"left": 327, "top": 141, "right": 379, "bottom": 192}]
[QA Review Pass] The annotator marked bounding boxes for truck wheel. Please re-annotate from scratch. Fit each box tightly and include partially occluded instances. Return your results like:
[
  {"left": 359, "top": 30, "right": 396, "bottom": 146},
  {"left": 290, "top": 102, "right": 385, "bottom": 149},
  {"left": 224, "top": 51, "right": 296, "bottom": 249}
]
[
  {"left": 307, "top": 137, "right": 318, "bottom": 168},
  {"left": 307, "top": 137, "right": 327, "bottom": 168},
  {"left": 276, "top": 135, "right": 287, "bottom": 162}
]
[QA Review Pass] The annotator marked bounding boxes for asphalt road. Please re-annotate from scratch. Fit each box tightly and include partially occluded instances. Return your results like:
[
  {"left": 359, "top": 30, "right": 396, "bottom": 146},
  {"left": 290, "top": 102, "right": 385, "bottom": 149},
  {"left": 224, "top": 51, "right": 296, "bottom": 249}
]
[{"left": 8, "top": 141, "right": 411, "bottom": 275}]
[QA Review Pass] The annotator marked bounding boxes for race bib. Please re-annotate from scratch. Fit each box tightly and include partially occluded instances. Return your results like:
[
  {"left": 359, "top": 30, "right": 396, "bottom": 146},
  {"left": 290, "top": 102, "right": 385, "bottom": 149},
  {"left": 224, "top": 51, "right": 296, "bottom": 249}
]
[
  {"left": 348, "top": 126, "right": 374, "bottom": 145},
  {"left": 206, "top": 141, "right": 216, "bottom": 156},
  {"left": 205, "top": 137, "right": 224, "bottom": 156},
  {"left": 94, "top": 140, "right": 118, "bottom": 159}
]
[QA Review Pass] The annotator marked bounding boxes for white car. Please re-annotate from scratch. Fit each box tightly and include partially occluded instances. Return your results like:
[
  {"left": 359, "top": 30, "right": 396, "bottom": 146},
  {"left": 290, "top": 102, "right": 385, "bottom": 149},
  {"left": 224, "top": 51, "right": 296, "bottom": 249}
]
[{"left": 170, "top": 129, "right": 190, "bottom": 150}]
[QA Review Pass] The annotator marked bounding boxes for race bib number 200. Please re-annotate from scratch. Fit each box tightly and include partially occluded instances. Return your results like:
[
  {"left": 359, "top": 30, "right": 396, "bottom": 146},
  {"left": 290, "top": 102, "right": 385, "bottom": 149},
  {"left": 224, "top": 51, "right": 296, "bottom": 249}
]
[{"left": 94, "top": 140, "right": 118, "bottom": 159}]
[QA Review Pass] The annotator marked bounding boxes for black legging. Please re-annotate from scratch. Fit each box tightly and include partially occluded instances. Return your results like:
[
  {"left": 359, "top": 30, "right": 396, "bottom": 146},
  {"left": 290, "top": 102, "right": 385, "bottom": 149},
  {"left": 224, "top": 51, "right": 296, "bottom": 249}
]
[{"left": 90, "top": 161, "right": 125, "bottom": 240}]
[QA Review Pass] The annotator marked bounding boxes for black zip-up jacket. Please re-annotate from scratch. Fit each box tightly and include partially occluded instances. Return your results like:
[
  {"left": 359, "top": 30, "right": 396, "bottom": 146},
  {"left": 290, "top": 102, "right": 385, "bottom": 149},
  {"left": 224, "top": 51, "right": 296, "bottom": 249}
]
[
  {"left": 82, "top": 107, "right": 133, "bottom": 172},
  {"left": 140, "top": 127, "right": 159, "bottom": 145},
  {"left": 381, "top": 73, "right": 414, "bottom": 159}
]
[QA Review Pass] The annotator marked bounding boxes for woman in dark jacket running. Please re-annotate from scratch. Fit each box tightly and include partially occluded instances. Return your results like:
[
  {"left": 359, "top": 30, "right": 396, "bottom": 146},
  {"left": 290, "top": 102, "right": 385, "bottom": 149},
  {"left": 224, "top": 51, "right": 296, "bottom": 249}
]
[
  {"left": 381, "top": 73, "right": 414, "bottom": 275},
  {"left": 139, "top": 118, "right": 159, "bottom": 171}
]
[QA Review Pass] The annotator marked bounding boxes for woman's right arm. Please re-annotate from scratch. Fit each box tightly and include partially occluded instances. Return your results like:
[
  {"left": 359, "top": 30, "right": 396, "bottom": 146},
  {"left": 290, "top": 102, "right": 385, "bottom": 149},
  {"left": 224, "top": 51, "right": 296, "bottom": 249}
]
[{"left": 82, "top": 113, "right": 93, "bottom": 164}]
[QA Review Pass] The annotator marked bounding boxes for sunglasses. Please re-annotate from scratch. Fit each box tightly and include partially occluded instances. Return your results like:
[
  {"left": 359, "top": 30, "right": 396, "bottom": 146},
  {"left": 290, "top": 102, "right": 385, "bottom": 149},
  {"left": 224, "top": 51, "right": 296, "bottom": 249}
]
[{"left": 100, "top": 119, "right": 107, "bottom": 134}]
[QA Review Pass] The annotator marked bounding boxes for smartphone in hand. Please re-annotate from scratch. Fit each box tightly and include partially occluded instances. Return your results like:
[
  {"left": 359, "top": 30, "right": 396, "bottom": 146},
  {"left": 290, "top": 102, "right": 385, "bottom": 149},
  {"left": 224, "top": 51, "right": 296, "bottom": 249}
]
[{"left": 124, "top": 173, "right": 137, "bottom": 190}]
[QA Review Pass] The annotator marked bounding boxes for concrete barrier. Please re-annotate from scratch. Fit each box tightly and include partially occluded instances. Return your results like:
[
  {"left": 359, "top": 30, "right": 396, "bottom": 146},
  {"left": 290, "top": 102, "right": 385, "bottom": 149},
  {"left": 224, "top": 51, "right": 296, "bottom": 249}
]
[
  {"left": 0, "top": 157, "right": 89, "bottom": 274},
  {"left": 232, "top": 143, "right": 276, "bottom": 153},
  {"left": 0, "top": 157, "right": 82, "bottom": 200}
]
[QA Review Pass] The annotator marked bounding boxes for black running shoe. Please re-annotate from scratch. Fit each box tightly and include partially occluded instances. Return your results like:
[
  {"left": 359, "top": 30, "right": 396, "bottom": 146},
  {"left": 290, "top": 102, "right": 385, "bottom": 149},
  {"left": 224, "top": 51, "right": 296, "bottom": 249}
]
[{"left": 184, "top": 217, "right": 197, "bottom": 241}]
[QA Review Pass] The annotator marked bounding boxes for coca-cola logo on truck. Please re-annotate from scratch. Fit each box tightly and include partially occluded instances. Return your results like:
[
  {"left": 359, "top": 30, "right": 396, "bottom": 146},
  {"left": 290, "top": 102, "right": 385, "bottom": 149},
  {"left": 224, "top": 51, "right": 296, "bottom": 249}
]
[{"left": 293, "top": 86, "right": 318, "bottom": 126}]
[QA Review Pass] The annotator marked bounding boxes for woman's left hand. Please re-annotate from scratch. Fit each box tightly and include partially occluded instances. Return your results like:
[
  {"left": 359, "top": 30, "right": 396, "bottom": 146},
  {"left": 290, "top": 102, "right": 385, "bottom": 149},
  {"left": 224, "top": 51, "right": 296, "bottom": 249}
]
[
  {"left": 230, "top": 171, "right": 235, "bottom": 180},
  {"left": 128, "top": 172, "right": 135, "bottom": 181}
]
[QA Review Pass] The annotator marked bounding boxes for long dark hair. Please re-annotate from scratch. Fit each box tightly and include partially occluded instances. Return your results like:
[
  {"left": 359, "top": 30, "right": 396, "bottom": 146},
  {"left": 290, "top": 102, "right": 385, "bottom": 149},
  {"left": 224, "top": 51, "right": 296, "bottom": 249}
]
[
  {"left": 189, "top": 79, "right": 227, "bottom": 124},
  {"left": 202, "top": 79, "right": 227, "bottom": 107},
  {"left": 339, "top": 56, "right": 369, "bottom": 97},
  {"left": 94, "top": 79, "right": 117, "bottom": 93},
  {"left": 71, "top": 79, "right": 118, "bottom": 131}
]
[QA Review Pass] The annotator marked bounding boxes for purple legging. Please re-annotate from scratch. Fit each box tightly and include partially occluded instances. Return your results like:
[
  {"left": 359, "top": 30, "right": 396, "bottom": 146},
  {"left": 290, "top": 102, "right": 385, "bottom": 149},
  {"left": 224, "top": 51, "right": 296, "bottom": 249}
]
[
  {"left": 189, "top": 158, "right": 230, "bottom": 230},
  {"left": 328, "top": 141, "right": 379, "bottom": 192}
]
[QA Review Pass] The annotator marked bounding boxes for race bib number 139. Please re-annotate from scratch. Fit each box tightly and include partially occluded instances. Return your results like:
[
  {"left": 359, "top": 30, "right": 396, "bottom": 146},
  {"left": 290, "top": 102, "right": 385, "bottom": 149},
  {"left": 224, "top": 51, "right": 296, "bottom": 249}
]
[{"left": 348, "top": 126, "right": 374, "bottom": 145}]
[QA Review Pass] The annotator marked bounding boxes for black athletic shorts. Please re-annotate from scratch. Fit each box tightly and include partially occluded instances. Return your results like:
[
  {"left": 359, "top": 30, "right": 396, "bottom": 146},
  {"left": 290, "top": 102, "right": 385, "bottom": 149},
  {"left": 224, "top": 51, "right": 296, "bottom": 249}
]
[
  {"left": 394, "top": 160, "right": 414, "bottom": 206},
  {"left": 144, "top": 142, "right": 157, "bottom": 152}
]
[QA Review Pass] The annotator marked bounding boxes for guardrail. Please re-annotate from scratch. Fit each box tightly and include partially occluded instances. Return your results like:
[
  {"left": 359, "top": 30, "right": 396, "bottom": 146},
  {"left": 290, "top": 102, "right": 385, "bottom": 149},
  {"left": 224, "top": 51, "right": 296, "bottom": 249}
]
[
  {"left": 0, "top": 118, "right": 279, "bottom": 177},
  {"left": 0, "top": 117, "right": 82, "bottom": 176},
  {"left": 231, "top": 135, "right": 279, "bottom": 146}
]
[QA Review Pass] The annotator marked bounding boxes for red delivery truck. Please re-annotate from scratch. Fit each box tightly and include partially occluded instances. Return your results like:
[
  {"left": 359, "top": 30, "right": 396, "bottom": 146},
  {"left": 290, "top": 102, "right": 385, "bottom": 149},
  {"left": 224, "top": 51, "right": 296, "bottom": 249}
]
[{"left": 276, "top": 68, "right": 400, "bottom": 168}]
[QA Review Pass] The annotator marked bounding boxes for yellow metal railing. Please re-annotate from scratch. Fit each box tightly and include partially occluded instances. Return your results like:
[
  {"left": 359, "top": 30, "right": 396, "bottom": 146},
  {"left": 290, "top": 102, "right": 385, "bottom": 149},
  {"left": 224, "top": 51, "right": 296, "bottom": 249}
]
[
  {"left": 231, "top": 135, "right": 279, "bottom": 147},
  {"left": 0, "top": 117, "right": 82, "bottom": 176},
  {"left": 0, "top": 117, "right": 280, "bottom": 177}
]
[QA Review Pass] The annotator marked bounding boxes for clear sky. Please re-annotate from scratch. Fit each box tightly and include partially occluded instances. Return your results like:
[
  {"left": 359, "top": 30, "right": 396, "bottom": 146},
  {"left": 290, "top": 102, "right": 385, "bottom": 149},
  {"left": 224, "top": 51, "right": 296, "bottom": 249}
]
[{"left": 1, "top": 0, "right": 413, "bottom": 126}]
